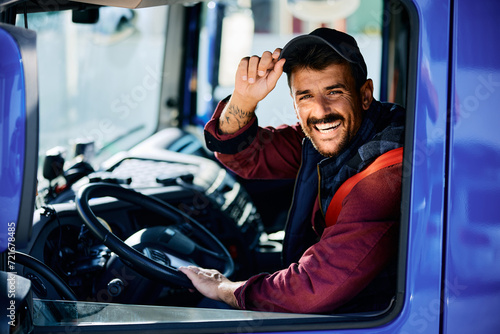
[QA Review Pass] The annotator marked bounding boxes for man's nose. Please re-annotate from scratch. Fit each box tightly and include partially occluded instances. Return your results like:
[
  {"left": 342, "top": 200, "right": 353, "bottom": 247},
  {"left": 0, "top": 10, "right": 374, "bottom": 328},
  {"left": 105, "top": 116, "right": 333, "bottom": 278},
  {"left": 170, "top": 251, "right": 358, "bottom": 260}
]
[{"left": 315, "top": 96, "right": 332, "bottom": 115}]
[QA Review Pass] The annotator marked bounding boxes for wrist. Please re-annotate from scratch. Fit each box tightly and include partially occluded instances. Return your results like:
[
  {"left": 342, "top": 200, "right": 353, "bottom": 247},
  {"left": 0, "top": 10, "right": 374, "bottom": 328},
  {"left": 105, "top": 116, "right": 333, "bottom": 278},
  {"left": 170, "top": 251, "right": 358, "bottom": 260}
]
[
  {"left": 229, "top": 92, "right": 259, "bottom": 112},
  {"left": 218, "top": 280, "right": 245, "bottom": 309}
]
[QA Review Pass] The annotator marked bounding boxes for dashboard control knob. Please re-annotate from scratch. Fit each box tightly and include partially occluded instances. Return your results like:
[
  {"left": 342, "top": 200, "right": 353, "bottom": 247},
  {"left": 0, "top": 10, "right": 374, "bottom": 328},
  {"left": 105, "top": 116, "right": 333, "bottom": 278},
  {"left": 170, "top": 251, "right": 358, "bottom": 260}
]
[{"left": 107, "top": 278, "right": 124, "bottom": 297}]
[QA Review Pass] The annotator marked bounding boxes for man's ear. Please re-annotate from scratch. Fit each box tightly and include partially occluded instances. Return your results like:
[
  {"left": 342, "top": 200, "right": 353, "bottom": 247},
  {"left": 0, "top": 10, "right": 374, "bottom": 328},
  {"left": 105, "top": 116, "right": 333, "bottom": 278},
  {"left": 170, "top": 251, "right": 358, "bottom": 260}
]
[{"left": 360, "top": 79, "right": 374, "bottom": 110}]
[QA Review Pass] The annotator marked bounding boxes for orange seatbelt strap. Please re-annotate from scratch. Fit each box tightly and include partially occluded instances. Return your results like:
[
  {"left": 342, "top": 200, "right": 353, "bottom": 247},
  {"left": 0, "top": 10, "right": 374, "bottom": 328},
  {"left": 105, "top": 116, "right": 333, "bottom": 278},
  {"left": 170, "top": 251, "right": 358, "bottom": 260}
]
[{"left": 324, "top": 147, "right": 404, "bottom": 227}]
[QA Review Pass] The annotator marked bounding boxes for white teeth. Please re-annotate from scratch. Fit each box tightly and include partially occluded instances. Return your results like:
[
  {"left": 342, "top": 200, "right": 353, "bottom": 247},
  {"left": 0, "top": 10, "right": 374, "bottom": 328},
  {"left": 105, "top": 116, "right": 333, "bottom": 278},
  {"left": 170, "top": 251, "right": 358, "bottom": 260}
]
[{"left": 315, "top": 121, "right": 340, "bottom": 133}]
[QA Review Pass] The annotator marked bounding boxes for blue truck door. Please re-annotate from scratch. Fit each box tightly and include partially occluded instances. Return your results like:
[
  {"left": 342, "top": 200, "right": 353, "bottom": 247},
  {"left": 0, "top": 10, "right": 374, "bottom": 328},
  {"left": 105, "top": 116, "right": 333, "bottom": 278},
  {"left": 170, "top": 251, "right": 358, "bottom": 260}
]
[{"left": 442, "top": 1, "right": 500, "bottom": 333}]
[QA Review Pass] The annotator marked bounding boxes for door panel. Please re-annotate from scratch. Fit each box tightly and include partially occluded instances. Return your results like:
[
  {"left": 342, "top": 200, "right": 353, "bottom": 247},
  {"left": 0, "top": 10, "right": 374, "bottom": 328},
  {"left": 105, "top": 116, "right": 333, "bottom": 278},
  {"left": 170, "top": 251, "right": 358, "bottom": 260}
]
[{"left": 444, "top": 1, "right": 500, "bottom": 333}]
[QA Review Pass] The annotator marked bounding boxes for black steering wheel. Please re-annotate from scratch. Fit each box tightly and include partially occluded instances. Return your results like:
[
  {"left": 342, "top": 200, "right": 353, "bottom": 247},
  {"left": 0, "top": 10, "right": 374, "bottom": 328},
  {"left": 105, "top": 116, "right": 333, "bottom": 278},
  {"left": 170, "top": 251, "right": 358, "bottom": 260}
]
[{"left": 75, "top": 183, "right": 234, "bottom": 288}]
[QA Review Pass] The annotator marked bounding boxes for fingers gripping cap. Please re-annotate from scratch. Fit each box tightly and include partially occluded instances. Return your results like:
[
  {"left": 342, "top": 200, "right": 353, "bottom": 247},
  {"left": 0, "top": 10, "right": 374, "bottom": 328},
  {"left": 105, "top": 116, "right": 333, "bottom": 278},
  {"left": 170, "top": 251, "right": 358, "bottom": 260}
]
[{"left": 280, "top": 28, "right": 367, "bottom": 78}]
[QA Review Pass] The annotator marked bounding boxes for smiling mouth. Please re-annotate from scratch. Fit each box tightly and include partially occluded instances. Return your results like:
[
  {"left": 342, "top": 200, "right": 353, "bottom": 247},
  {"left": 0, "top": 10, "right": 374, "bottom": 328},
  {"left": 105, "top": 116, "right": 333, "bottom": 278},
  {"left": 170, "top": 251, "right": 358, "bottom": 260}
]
[{"left": 314, "top": 120, "right": 341, "bottom": 134}]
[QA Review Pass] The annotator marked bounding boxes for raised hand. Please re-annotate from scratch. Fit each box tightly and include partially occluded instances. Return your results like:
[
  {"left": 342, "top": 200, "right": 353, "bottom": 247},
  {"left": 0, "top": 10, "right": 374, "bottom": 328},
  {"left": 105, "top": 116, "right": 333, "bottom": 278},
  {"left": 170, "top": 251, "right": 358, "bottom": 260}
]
[
  {"left": 235, "top": 49, "right": 286, "bottom": 104},
  {"left": 219, "top": 48, "right": 286, "bottom": 135}
]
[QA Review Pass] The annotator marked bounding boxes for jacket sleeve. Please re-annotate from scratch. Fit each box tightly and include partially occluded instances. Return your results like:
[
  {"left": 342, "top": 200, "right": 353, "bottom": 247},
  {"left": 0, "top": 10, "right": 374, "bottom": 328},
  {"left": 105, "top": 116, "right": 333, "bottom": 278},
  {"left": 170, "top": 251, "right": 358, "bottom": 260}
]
[
  {"left": 234, "top": 164, "right": 402, "bottom": 314},
  {"left": 204, "top": 98, "right": 305, "bottom": 180}
]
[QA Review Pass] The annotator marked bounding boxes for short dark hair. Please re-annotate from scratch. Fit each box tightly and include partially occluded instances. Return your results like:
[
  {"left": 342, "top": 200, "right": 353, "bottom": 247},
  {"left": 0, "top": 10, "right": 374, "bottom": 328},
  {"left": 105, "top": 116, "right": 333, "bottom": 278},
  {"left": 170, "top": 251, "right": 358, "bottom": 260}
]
[{"left": 283, "top": 44, "right": 367, "bottom": 91}]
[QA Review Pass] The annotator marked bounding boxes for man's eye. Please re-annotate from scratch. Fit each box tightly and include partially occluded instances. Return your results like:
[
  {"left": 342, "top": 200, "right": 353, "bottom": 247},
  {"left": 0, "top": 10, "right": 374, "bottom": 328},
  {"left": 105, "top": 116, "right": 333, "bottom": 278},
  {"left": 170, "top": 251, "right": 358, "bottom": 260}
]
[
  {"left": 328, "top": 90, "right": 341, "bottom": 95},
  {"left": 299, "top": 95, "right": 311, "bottom": 101}
]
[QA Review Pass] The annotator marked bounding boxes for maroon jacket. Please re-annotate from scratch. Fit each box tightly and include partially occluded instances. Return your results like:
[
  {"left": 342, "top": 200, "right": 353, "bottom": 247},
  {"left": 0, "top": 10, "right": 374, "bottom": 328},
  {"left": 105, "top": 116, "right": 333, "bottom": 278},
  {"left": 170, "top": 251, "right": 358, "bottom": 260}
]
[{"left": 204, "top": 100, "right": 402, "bottom": 314}]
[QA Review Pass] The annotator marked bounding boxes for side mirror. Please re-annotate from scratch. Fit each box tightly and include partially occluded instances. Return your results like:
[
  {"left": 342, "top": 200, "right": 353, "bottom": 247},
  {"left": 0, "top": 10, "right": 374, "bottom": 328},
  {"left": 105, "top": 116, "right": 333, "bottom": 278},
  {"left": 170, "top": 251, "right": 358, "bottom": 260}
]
[{"left": 72, "top": 8, "right": 100, "bottom": 24}]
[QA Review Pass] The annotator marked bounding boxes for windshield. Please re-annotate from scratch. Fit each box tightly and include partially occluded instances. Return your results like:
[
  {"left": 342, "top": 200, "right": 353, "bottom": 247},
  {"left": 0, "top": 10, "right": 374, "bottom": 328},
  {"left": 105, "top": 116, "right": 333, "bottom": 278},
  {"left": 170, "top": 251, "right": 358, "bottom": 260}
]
[{"left": 17, "top": 7, "right": 168, "bottom": 175}]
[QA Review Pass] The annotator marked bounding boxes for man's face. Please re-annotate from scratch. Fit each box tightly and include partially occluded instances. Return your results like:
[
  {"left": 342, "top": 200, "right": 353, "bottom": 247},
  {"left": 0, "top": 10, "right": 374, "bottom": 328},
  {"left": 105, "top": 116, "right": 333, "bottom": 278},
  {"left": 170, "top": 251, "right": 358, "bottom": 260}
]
[{"left": 290, "top": 62, "right": 372, "bottom": 157}]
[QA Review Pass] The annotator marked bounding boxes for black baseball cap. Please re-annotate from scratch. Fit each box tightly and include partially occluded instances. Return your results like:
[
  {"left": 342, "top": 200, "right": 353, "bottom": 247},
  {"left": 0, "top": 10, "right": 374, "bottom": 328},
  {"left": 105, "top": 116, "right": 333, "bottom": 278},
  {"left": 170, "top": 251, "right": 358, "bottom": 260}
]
[{"left": 279, "top": 28, "right": 367, "bottom": 78}]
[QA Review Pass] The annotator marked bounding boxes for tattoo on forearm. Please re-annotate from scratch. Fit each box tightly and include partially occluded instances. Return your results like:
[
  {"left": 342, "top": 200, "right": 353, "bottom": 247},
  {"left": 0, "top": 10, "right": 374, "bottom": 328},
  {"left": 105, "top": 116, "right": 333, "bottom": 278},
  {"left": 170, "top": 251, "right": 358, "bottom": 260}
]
[
  {"left": 220, "top": 104, "right": 254, "bottom": 132},
  {"left": 228, "top": 105, "right": 253, "bottom": 120}
]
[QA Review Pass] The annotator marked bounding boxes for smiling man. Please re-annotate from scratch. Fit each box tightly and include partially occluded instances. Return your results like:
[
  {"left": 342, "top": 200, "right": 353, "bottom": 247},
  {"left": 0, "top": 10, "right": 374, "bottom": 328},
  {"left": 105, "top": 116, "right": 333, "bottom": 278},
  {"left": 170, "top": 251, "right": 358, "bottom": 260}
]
[{"left": 180, "top": 28, "right": 405, "bottom": 314}]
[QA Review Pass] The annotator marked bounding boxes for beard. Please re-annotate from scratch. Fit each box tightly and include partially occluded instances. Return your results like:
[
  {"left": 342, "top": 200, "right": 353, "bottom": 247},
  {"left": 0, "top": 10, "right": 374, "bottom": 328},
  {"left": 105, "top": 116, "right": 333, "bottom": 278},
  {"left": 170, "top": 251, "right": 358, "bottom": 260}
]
[{"left": 301, "top": 113, "right": 350, "bottom": 158}]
